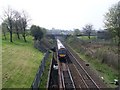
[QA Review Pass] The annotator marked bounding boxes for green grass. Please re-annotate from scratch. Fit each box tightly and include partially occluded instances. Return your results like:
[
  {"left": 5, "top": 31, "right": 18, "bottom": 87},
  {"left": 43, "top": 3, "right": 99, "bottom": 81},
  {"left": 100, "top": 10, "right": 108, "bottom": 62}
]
[
  {"left": 77, "top": 36, "right": 96, "bottom": 40},
  {"left": 2, "top": 34, "right": 44, "bottom": 88},
  {"left": 39, "top": 52, "right": 52, "bottom": 88},
  {"left": 80, "top": 53, "right": 118, "bottom": 87}
]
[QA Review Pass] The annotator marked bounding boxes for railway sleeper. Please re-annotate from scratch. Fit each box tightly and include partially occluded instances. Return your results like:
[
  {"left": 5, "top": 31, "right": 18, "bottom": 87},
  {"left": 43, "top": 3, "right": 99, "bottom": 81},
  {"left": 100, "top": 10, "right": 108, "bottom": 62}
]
[{"left": 63, "top": 71, "right": 75, "bottom": 89}]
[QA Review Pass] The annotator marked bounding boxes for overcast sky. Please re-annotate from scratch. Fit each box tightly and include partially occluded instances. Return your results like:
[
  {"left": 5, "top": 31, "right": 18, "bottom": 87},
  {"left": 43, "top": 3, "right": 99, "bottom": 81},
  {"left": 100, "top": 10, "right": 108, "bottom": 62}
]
[{"left": 0, "top": 0, "right": 119, "bottom": 30}]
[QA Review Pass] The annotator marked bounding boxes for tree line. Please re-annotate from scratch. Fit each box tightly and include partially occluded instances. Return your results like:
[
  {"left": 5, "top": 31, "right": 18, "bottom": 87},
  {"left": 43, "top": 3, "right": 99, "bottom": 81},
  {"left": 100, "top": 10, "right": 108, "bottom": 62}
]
[
  {"left": 1, "top": 7, "right": 47, "bottom": 42},
  {"left": 73, "top": 24, "right": 94, "bottom": 39},
  {"left": 1, "top": 7, "right": 30, "bottom": 42},
  {"left": 2, "top": 1, "right": 120, "bottom": 43}
]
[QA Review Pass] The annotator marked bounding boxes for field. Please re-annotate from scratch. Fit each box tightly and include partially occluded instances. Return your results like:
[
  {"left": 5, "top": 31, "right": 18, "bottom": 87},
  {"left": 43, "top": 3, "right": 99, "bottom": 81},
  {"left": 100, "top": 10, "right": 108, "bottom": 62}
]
[
  {"left": 2, "top": 35, "right": 44, "bottom": 88},
  {"left": 77, "top": 36, "right": 96, "bottom": 40}
]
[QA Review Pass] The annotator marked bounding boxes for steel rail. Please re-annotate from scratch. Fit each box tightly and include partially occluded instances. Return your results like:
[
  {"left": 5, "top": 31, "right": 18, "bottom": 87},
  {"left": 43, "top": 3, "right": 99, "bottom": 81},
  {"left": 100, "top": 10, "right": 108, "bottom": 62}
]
[
  {"left": 67, "top": 49, "right": 100, "bottom": 89},
  {"left": 60, "top": 62, "right": 75, "bottom": 90}
]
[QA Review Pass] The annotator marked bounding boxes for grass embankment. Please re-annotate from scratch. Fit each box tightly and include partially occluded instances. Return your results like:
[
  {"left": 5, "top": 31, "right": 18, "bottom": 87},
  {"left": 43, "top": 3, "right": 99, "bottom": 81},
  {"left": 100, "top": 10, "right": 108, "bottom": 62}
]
[
  {"left": 66, "top": 37, "right": 118, "bottom": 88},
  {"left": 77, "top": 36, "right": 96, "bottom": 40},
  {"left": 79, "top": 52, "right": 118, "bottom": 87},
  {"left": 2, "top": 35, "right": 44, "bottom": 88},
  {"left": 39, "top": 52, "right": 52, "bottom": 88}
]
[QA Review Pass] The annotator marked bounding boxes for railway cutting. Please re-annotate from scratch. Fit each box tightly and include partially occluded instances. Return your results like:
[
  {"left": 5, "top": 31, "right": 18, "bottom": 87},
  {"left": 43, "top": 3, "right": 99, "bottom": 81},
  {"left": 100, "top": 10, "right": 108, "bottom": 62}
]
[{"left": 47, "top": 38, "right": 107, "bottom": 89}]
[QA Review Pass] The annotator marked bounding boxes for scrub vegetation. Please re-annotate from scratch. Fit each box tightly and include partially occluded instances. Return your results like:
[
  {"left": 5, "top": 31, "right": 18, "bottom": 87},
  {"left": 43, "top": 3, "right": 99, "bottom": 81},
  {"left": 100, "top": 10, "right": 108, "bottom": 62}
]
[
  {"left": 66, "top": 36, "right": 118, "bottom": 88},
  {"left": 39, "top": 52, "right": 52, "bottom": 88}
]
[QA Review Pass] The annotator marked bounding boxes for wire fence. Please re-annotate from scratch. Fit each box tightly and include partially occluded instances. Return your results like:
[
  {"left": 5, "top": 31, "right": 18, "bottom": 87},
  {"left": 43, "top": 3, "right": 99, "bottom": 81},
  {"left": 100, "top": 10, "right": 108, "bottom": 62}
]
[{"left": 31, "top": 51, "right": 50, "bottom": 89}]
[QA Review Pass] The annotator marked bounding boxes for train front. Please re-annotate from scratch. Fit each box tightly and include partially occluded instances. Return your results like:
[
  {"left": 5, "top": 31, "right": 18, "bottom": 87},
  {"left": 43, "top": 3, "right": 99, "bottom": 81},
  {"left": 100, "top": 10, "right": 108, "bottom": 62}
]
[{"left": 57, "top": 39, "right": 66, "bottom": 61}]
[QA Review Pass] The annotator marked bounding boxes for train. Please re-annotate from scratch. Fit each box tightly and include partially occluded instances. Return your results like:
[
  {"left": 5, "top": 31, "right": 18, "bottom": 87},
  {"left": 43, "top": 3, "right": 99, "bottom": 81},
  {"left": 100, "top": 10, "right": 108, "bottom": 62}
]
[{"left": 56, "top": 39, "right": 66, "bottom": 61}]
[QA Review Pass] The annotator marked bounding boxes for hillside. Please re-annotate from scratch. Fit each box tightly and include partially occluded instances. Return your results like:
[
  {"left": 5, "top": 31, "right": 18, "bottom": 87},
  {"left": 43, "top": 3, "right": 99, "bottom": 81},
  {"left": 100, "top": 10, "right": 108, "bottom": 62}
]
[{"left": 2, "top": 35, "right": 44, "bottom": 88}]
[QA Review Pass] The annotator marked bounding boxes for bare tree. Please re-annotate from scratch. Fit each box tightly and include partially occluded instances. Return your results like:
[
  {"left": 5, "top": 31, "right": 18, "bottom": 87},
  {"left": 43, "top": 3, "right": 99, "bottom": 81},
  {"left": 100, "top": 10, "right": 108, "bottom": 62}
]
[
  {"left": 2, "top": 21, "right": 7, "bottom": 40},
  {"left": 2, "top": 7, "right": 15, "bottom": 42},
  {"left": 1, "top": 7, "right": 30, "bottom": 42},
  {"left": 20, "top": 11, "right": 30, "bottom": 42},
  {"left": 13, "top": 10, "right": 21, "bottom": 39},
  {"left": 83, "top": 24, "right": 93, "bottom": 39}
]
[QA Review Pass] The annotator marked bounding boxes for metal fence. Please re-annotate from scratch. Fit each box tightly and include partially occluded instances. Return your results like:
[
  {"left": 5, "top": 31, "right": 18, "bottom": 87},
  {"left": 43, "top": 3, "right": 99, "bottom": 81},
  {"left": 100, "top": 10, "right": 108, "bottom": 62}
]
[{"left": 31, "top": 51, "right": 50, "bottom": 89}]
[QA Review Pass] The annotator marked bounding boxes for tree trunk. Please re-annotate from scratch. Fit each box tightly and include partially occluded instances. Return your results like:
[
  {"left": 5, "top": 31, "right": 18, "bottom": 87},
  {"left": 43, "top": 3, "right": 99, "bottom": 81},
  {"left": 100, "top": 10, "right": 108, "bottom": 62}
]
[
  {"left": 23, "top": 35, "right": 27, "bottom": 42},
  {"left": 3, "top": 31, "right": 7, "bottom": 40},
  {"left": 22, "top": 30, "right": 27, "bottom": 42},
  {"left": 10, "top": 31, "right": 13, "bottom": 42},
  {"left": 22, "top": 28, "right": 27, "bottom": 42},
  {"left": 88, "top": 33, "right": 91, "bottom": 39},
  {"left": 17, "top": 32, "right": 20, "bottom": 39},
  {"left": 16, "top": 26, "right": 20, "bottom": 39},
  {"left": 9, "top": 19, "right": 13, "bottom": 42}
]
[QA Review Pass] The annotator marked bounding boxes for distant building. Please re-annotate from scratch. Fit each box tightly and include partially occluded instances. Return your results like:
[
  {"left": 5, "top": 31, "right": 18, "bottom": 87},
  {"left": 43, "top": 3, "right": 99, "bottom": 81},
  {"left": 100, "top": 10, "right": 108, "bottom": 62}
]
[{"left": 46, "top": 29, "right": 74, "bottom": 35}]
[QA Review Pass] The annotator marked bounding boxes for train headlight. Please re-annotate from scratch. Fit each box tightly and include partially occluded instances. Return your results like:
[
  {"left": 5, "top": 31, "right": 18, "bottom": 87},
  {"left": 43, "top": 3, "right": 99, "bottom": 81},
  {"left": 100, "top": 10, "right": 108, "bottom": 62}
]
[{"left": 59, "top": 54, "right": 65, "bottom": 57}]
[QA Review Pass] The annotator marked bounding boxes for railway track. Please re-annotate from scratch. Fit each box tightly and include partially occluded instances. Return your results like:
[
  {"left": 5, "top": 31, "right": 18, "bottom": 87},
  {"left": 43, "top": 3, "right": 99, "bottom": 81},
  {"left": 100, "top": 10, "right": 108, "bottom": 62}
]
[
  {"left": 47, "top": 52, "right": 59, "bottom": 89},
  {"left": 66, "top": 56, "right": 88, "bottom": 88},
  {"left": 60, "top": 62, "right": 75, "bottom": 89},
  {"left": 66, "top": 48, "right": 100, "bottom": 89},
  {"left": 48, "top": 39, "right": 106, "bottom": 89}
]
